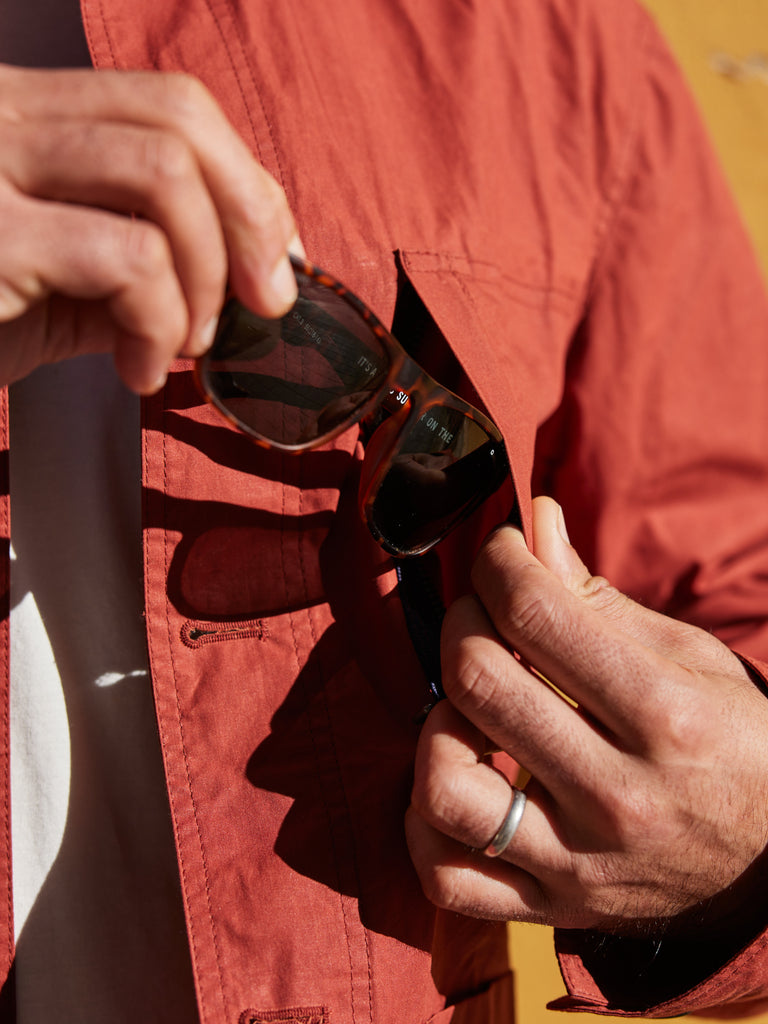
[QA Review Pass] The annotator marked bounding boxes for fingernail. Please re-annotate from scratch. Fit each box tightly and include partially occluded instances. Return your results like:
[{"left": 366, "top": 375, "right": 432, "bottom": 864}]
[
  {"left": 200, "top": 314, "right": 218, "bottom": 350},
  {"left": 288, "top": 232, "right": 306, "bottom": 258},
  {"left": 556, "top": 504, "right": 570, "bottom": 545},
  {"left": 269, "top": 254, "right": 298, "bottom": 307},
  {"left": 148, "top": 369, "right": 168, "bottom": 393},
  {"left": 185, "top": 315, "right": 219, "bottom": 358}
]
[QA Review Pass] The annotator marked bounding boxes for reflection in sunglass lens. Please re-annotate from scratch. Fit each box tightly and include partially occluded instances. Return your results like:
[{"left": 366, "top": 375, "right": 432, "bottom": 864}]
[
  {"left": 369, "top": 407, "right": 507, "bottom": 556},
  {"left": 200, "top": 272, "right": 390, "bottom": 447}
]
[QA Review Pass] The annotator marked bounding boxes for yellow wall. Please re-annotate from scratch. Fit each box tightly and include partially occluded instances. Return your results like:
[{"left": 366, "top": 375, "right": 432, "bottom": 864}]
[
  {"left": 510, "top": 2, "right": 768, "bottom": 1020},
  {"left": 641, "top": 0, "right": 768, "bottom": 279}
]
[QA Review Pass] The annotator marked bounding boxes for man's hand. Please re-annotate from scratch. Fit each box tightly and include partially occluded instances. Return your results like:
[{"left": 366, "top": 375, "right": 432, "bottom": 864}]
[
  {"left": 406, "top": 496, "right": 768, "bottom": 937},
  {"left": 0, "top": 64, "right": 300, "bottom": 393}
]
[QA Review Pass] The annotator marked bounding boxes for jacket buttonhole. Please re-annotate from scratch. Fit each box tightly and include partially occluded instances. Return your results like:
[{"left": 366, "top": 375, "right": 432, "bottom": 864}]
[{"left": 180, "top": 619, "right": 270, "bottom": 649}]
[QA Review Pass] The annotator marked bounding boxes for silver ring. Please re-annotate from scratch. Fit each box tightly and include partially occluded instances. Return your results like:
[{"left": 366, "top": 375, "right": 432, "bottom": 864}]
[{"left": 483, "top": 787, "right": 527, "bottom": 857}]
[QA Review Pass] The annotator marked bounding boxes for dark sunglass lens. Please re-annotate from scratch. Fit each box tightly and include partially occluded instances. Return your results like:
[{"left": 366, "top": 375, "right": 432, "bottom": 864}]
[
  {"left": 370, "top": 408, "right": 507, "bottom": 556},
  {"left": 200, "top": 272, "right": 390, "bottom": 447}
]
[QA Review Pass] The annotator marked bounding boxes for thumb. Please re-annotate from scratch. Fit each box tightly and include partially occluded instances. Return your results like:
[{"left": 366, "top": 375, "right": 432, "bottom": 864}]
[
  {"left": 529, "top": 496, "right": 741, "bottom": 675},
  {"left": 530, "top": 495, "right": 589, "bottom": 592}
]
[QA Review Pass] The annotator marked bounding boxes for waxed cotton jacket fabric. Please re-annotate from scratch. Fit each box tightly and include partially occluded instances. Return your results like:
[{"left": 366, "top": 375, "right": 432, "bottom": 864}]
[{"left": 1, "top": 0, "right": 768, "bottom": 1021}]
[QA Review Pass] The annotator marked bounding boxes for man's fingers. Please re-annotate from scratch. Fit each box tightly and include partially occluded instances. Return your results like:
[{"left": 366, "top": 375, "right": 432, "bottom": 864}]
[
  {"left": 412, "top": 497, "right": 768, "bottom": 932},
  {"left": 0, "top": 63, "right": 305, "bottom": 389},
  {"left": 411, "top": 701, "right": 587, "bottom": 877},
  {"left": 404, "top": 806, "right": 549, "bottom": 924},
  {"left": 530, "top": 496, "right": 744, "bottom": 678},
  {"left": 0, "top": 189, "right": 187, "bottom": 392},
  {"left": 468, "top": 516, "right": 751, "bottom": 744},
  {"left": 464, "top": 529, "right": 681, "bottom": 742},
  {"left": 1, "top": 118, "right": 227, "bottom": 355},
  {"left": 411, "top": 700, "right": 515, "bottom": 847},
  {"left": 0, "top": 65, "right": 299, "bottom": 317},
  {"left": 439, "top": 595, "right": 630, "bottom": 798},
  {"left": 530, "top": 495, "right": 676, "bottom": 648}
]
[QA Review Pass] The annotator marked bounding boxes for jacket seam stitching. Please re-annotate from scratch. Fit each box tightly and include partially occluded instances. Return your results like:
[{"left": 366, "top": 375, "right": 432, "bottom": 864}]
[
  {"left": 93, "top": 0, "right": 119, "bottom": 68},
  {"left": 1, "top": 391, "right": 12, "bottom": 972},
  {"left": 161, "top": 404, "right": 229, "bottom": 1021},
  {"left": 308, "top": 603, "right": 373, "bottom": 1024},
  {"left": 401, "top": 249, "right": 581, "bottom": 302},
  {"left": 202, "top": 0, "right": 288, "bottom": 189},
  {"left": 313, "top": 598, "right": 374, "bottom": 1023}
]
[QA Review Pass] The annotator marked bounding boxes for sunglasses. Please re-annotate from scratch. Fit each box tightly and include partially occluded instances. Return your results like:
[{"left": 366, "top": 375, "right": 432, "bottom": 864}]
[{"left": 195, "top": 254, "right": 509, "bottom": 557}]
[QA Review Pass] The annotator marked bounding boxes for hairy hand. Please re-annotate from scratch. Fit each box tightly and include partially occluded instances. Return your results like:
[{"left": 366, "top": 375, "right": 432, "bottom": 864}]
[
  {"left": 406, "top": 496, "right": 768, "bottom": 937},
  {"left": 0, "top": 64, "right": 300, "bottom": 393}
]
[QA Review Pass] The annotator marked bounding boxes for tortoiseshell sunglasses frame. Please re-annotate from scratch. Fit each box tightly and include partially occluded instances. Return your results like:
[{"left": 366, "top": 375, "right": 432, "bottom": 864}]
[{"left": 195, "top": 254, "right": 509, "bottom": 555}]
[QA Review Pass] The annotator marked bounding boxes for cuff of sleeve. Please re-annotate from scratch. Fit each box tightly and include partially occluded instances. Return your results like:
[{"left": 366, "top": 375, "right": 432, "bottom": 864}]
[
  {"left": 550, "top": 653, "right": 768, "bottom": 1018},
  {"left": 551, "top": 926, "right": 768, "bottom": 1017}
]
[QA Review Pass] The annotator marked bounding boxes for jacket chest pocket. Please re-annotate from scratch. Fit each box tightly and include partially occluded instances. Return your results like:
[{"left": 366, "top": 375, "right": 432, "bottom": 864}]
[{"left": 392, "top": 248, "right": 578, "bottom": 549}]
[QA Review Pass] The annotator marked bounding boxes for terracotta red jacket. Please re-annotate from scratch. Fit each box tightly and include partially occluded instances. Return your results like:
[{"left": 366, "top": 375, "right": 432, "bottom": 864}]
[{"left": 1, "top": 1, "right": 768, "bottom": 1021}]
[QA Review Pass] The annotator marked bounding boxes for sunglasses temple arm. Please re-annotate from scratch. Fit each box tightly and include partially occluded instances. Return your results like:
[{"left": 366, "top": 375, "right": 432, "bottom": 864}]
[
  {"left": 399, "top": 506, "right": 522, "bottom": 717},
  {"left": 396, "top": 553, "right": 447, "bottom": 716}
]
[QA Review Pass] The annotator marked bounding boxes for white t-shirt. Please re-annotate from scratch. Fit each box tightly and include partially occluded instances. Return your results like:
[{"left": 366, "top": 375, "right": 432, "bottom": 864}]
[{"left": 2, "top": 1, "right": 198, "bottom": 1018}]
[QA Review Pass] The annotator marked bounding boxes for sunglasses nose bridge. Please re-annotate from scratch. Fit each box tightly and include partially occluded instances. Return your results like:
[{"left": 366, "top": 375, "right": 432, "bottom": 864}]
[
  {"left": 360, "top": 345, "right": 439, "bottom": 460},
  {"left": 358, "top": 394, "right": 416, "bottom": 511}
]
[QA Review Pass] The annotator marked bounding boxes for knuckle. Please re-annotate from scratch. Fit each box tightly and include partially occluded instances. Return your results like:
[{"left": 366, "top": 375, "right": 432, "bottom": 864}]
[
  {"left": 411, "top": 764, "right": 465, "bottom": 831},
  {"left": 579, "top": 575, "right": 622, "bottom": 613},
  {"left": 0, "top": 180, "right": 23, "bottom": 229},
  {"left": 501, "top": 567, "right": 562, "bottom": 646},
  {"left": 155, "top": 70, "right": 216, "bottom": 124},
  {"left": 0, "top": 67, "right": 26, "bottom": 124},
  {"left": 608, "top": 785, "right": 659, "bottom": 845},
  {"left": 120, "top": 217, "right": 172, "bottom": 277},
  {"left": 242, "top": 175, "right": 292, "bottom": 238},
  {"left": 473, "top": 543, "right": 563, "bottom": 648},
  {"left": 0, "top": 190, "right": 40, "bottom": 318},
  {"left": 654, "top": 701, "right": 702, "bottom": 752},
  {"left": 637, "top": 675, "right": 705, "bottom": 756},
  {"left": 417, "top": 863, "right": 465, "bottom": 913},
  {"left": 138, "top": 129, "right": 195, "bottom": 184},
  {"left": 0, "top": 280, "right": 30, "bottom": 322},
  {"left": 443, "top": 639, "right": 510, "bottom": 717}
]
